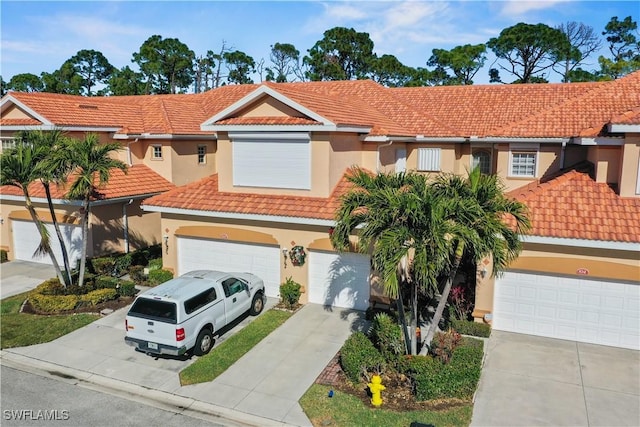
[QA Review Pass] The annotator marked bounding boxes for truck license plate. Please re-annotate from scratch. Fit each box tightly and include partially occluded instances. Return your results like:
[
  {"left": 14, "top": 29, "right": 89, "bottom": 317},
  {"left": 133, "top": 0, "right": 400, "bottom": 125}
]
[{"left": 148, "top": 342, "right": 158, "bottom": 350}]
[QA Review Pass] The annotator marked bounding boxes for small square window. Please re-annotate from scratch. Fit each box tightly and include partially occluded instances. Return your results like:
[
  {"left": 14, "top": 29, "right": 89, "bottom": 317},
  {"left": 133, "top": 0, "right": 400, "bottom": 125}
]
[
  {"left": 151, "top": 145, "right": 162, "bottom": 160},
  {"left": 511, "top": 152, "right": 536, "bottom": 177},
  {"left": 197, "top": 145, "right": 206, "bottom": 164},
  {"left": 1, "top": 138, "right": 16, "bottom": 151}
]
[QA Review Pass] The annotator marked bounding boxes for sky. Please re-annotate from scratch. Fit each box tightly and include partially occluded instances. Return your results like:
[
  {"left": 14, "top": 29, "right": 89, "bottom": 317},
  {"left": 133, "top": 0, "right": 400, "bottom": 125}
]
[{"left": 1, "top": 0, "right": 639, "bottom": 86}]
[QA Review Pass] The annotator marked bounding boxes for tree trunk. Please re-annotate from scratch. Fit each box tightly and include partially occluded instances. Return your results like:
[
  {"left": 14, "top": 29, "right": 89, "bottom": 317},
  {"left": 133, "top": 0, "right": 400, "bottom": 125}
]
[
  {"left": 395, "top": 286, "right": 411, "bottom": 355},
  {"left": 43, "top": 183, "right": 72, "bottom": 287},
  {"left": 24, "top": 193, "right": 66, "bottom": 285},
  {"left": 77, "top": 198, "right": 91, "bottom": 287},
  {"left": 410, "top": 281, "right": 418, "bottom": 355},
  {"left": 419, "top": 241, "right": 465, "bottom": 355}
]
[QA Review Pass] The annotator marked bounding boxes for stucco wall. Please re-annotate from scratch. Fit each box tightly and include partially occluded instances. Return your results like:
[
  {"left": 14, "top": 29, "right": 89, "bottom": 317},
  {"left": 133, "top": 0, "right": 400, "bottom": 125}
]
[
  {"left": 619, "top": 138, "right": 640, "bottom": 197},
  {"left": 170, "top": 139, "right": 217, "bottom": 186}
]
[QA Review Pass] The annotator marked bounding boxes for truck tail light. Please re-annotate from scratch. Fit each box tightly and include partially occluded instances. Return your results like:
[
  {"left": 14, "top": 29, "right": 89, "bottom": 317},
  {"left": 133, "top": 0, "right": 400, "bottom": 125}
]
[
  {"left": 125, "top": 319, "right": 134, "bottom": 330},
  {"left": 176, "top": 328, "right": 185, "bottom": 341}
]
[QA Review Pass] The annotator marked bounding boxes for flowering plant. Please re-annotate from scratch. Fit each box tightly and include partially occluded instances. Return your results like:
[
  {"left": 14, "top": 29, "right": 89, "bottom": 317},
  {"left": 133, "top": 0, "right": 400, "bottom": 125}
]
[{"left": 289, "top": 246, "right": 306, "bottom": 266}]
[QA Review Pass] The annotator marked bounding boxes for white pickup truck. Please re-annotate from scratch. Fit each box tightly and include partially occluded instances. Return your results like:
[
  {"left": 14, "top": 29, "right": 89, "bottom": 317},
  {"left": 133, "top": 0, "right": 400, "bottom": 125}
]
[{"left": 124, "top": 270, "right": 265, "bottom": 356}]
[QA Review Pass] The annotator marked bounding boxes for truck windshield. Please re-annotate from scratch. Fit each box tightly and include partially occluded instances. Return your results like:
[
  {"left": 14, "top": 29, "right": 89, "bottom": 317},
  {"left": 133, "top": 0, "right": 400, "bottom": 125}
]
[{"left": 128, "top": 298, "right": 177, "bottom": 324}]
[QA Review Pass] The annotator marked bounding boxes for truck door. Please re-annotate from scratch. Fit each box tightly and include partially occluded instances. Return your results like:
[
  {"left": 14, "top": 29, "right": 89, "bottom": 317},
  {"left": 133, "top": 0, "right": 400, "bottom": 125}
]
[{"left": 221, "top": 276, "right": 251, "bottom": 321}]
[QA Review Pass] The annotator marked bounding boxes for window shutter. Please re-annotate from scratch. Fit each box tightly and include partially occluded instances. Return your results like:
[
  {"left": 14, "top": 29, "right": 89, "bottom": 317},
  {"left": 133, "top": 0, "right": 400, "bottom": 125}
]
[{"left": 417, "top": 148, "right": 441, "bottom": 171}]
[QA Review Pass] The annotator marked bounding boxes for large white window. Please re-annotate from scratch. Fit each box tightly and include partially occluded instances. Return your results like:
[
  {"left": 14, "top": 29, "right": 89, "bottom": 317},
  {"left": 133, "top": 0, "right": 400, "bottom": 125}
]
[
  {"left": 1, "top": 137, "right": 16, "bottom": 151},
  {"left": 231, "top": 132, "right": 310, "bottom": 190},
  {"left": 417, "top": 147, "right": 441, "bottom": 172},
  {"left": 509, "top": 143, "right": 538, "bottom": 177}
]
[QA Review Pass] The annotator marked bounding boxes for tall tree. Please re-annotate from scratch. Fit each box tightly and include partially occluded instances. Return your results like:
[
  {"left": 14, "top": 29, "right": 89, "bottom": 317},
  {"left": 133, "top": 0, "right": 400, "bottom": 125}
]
[
  {"left": 554, "top": 22, "right": 602, "bottom": 82},
  {"left": 0, "top": 76, "right": 6, "bottom": 96},
  {"left": 65, "top": 49, "right": 115, "bottom": 96},
  {"left": 16, "top": 130, "right": 76, "bottom": 286},
  {"left": 108, "top": 66, "right": 146, "bottom": 95},
  {"left": 7, "top": 73, "right": 44, "bottom": 92},
  {"left": 598, "top": 16, "right": 640, "bottom": 79},
  {"left": 41, "top": 62, "right": 83, "bottom": 94},
  {"left": 132, "top": 35, "right": 195, "bottom": 94},
  {"left": 268, "top": 43, "right": 300, "bottom": 82},
  {"left": 0, "top": 139, "right": 68, "bottom": 285},
  {"left": 223, "top": 50, "right": 256, "bottom": 84},
  {"left": 331, "top": 168, "right": 454, "bottom": 355},
  {"left": 63, "top": 134, "right": 127, "bottom": 287},
  {"left": 487, "top": 22, "right": 571, "bottom": 83},
  {"left": 420, "top": 168, "right": 531, "bottom": 354},
  {"left": 194, "top": 51, "right": 216, "bottom": 93},
  {"left": 304, "top": 27, "right": 375, "bottom": 81},
  {"left": 368, "top": 54, "right": 416, "bottom": 87},
  {"left": 427, "top": 44, "right": 487, "bottom": 85}
]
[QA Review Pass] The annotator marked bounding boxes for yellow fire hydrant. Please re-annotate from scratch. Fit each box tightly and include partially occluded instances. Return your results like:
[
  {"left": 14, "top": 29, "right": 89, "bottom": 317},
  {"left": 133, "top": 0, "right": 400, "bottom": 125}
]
[{"left": 368, "top": 374, "right": 386, "bottom": 407}]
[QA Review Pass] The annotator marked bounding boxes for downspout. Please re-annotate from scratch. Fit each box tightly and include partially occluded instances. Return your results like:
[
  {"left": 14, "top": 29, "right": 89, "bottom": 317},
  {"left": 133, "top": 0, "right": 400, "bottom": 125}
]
[
  {"left": 560, "top": 140, "right": 567, "bottom": 170},
  {"left": 123, "top": 199, "right": 134, "bottom": 253},
  {"left": 377, "top": 140, "right": 393, "bottom": 173},
  {"left": 127, "top": 138, "right": 139, "bottom": 166}
]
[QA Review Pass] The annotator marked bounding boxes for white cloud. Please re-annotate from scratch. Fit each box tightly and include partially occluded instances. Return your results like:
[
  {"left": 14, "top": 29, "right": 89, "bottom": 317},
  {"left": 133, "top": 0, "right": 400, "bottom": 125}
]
[{"left": 500, "top": 0, "right": 570, "bottom": 17}]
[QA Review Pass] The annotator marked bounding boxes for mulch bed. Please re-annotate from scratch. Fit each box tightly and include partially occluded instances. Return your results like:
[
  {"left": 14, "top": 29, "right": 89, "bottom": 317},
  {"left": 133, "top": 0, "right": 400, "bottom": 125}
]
[
  {"left": 20, "top": 296, "right": 134, "bottom": 316},
  {"left": 314, "top": 352, "right": 470, "bottom": 412}
]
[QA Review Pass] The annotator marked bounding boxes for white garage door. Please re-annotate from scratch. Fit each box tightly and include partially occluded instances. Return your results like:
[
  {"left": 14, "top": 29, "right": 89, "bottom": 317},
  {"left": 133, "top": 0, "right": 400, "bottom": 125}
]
[
  {"left": 494, "top": 271, "right": 640, "bottom": 350},
  {"left": 177, "top": 237, "right": 280, "bottom": 298},
  {"left": 308, "top": 251, "right": 371, "bottom": 311},
  {"left": 12, "top": 219, "right": 83, "bottom": 267}
]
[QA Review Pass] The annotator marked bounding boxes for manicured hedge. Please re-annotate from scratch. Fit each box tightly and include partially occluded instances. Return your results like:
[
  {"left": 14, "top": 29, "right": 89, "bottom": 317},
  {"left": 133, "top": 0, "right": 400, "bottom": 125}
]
[
  {"left": 148, "top": 268, "right": 173, "bottom": 285},
  {"left": 80, "top": 288, "right": 117, "bottom": 306},
  {"left": 29, "top": 293, "right": 79, "bottom": 313},
  {"left": 340, "top": 331, "right": 385, "bottom": 383},
  {"left": 451, "top": 319, "right": 491, "bottom": 338},
  {"left": 118, "top": 281, "right": 137, "bottom": 297},
  {"left": 403, "top": 338, "right": 484, "bottom": 401}
]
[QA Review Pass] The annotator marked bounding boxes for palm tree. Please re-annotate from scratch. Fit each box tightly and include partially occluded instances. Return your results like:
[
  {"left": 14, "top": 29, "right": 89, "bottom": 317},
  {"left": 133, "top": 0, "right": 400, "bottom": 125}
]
[
  {"left": 17, "top": 129, "right": 76, "bottom": 286},
  {"left": 0, "top": 140, "right": 68, "bottom": 284},
  {"left": 63, "top": 133, "right": 127, "bottom": 286},
  {"left": 331, "top": 168, "right": 453, "bottom": 355},
  {"left": 419, "top": 167, "right": 531, "bottom": 354}
]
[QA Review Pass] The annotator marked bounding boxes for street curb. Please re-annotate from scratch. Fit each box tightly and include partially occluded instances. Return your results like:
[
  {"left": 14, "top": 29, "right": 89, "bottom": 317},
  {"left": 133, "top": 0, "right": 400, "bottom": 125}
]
[{"left": 1, "top": 350, "right": 292, "bottom": 427}]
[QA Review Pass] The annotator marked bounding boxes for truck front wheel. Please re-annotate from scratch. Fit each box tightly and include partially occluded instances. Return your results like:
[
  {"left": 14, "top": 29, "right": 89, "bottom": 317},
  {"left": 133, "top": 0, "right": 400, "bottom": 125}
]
[
  {"left": 194, "top": 328, "right": 213, "bottom": 356},
  {"left": 250, "top": 292, "right": 264, "bottom": 316}
]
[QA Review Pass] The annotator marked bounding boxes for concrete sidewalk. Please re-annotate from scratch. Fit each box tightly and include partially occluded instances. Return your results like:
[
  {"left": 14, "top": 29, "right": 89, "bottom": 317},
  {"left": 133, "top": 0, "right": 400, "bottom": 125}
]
[{"left": 1, "top": 301, "right": 367, "bottom": 426}]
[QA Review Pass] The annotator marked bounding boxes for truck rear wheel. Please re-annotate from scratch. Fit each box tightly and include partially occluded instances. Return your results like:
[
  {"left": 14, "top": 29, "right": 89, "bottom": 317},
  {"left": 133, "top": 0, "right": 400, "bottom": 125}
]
[
  {"left": 193, "top": 328, "right": 213, "bottom": 356},
  {"left": 250, "top": 292, "right": 264, "bottom": 316}
]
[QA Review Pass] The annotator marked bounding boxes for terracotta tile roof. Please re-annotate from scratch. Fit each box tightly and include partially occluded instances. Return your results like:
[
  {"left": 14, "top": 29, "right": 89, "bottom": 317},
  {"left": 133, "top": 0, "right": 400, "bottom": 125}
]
[
  {"left": 3, "top": 71, "right": 639, "bottom": 139},
  {"left": 0, "top": 164, "right": 174, "bottom": 201},
  {"left": 508, "top": 169, "right": 640, "bottom": 243},
  {"left": 143, "top": 171, "right": 355, "bottom": 221},
  {"left": 0, "top": 118, "right": 41, "bottom": 126}
]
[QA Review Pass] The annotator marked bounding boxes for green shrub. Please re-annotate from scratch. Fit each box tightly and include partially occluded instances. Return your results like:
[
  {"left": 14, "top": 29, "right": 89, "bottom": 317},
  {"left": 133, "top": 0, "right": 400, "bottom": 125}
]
[
  {"left": 118, "top": 281, "right": 137, "bottom": 297},
  {"left": 451, "top": 319, "right": 491, "bottom": 338},
  {"left": 113, "top": 253, "right": 133, "bottom": 277},
  {"left": 128, "top": 265, "right": 146, "bottom": 284},
  {"left": 279, "top": 277, "right": 301, "bottom": 309},
  {"left": 148, "top": 268, "right": 173, "bottom": 285},
  {"left": 0, "top": 249, "right": 8, "bottom": 263},
  {"left": 130, "top": 245, "right": 161, "bottom": 266},
  {"left": 148, "top": 258, "right": 162, "bottom": 271},
  {"left": 34, "top": 278, "right": 65, "bottom": 296},
  {"left": 29, "top": 293, "right": 79, "bottom": 313},
  {"left": 79, "top": 288, "right": 117, "bottom": 306},
  {"left": 95, "top": 276, "right": 119, "bottom": 289},
  {"left": 340, "top": 332, "right": 385, "bottom": 383},
  {"left": 405, "top": 339, "right": 484, "bottom": 401},
  {"left": 371, "top": 312, "right": 404, "bottom": 360},
  {"left": 91, "top": 257, "right": 116, "bottom": 276}
]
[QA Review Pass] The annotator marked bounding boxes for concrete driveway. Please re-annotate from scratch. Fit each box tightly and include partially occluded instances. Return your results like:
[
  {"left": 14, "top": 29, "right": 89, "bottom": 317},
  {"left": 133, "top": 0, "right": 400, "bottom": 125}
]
[
  {"left": 472, "top": 331, "right": 640, "bottom": 426},
  {"left": 1, "top": 260, "right": 56, "bottom": 299}
]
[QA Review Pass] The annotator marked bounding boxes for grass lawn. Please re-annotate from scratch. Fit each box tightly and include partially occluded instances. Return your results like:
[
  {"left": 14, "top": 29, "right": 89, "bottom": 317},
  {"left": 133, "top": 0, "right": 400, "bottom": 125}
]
[
  {"left": 179, "top": 308, "right": 292, "bottom": 386},
  {"left": 1, "top": 292, "right": 99, "bottom": 349},
  {"left": 301, "top": 383, "right": 472, "bottom": 427}
]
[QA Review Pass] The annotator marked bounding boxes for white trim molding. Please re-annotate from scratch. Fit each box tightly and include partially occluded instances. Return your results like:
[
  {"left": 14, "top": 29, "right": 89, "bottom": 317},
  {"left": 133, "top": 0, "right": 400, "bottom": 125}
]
[
  {"left": 572, "top": 137, "right": 625, "bottom": 146},
  {"left": 609, "top": 124, "right": 640, "bottom": 133},
  {"left": 523, "top": 235, "right": 640, "bottom": 252}
]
